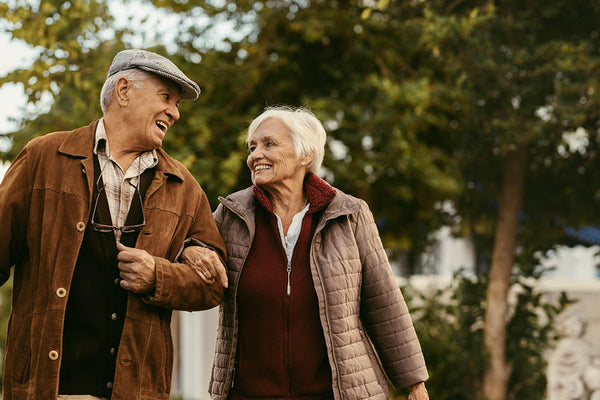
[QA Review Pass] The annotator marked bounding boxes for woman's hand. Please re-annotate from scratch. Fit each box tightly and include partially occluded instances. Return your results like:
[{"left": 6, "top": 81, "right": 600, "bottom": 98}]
[
  {"left": 408, "top": 382, "right": 429, "bottom": 400},
  {"left": 181, "top": 246, "right": 228, "bottom": 288}
]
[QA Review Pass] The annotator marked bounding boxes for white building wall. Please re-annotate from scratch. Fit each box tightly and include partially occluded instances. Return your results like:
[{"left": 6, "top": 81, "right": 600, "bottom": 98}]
[
  {"left": 178, "top": 308, "right": 219, "bottom": 400},
  {"left": 540, "top": 245, "right": 600, "bottom": 280},
  {"left": 432, "top": 227, "right": 476, "bottom": 276}
]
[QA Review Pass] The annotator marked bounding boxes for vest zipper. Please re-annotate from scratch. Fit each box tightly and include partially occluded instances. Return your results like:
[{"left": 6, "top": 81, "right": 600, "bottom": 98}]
[
  {"left": 286, "top": 264, "right": 291, "bottom": 296},
  {"left": 285, "top": 265, "right": 293, "bottom": 397},
  {"left": 284, "top": 236, "right": 292, "bottom": 296}
]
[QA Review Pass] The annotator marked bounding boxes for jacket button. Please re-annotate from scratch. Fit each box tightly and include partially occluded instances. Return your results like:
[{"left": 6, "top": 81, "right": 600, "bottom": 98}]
[
  {"left": 76, "top": 222, "right": 86, "bottom": 232},
  {"left": 56, "top": 287, "right": 67, "bottom": 298},
  {"left": 48, "top": 350, "right": 59, "bottom": 360},
  {"left": 106, "top": 381, "right": 113, "bottom": 389},
  {"left": 111, "top": 313, "right": 118, "bottom": 321}
]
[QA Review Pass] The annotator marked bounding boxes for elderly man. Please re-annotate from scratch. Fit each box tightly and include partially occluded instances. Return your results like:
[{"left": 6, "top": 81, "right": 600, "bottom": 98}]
[{"left": 0, "top": 49, "right": 227, "bottom": 400}]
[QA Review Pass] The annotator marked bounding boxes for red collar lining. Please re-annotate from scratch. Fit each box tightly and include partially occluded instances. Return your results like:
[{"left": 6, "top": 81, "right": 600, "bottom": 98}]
[{"left": 253, "top": 173, "right": 337, "bottom": 214}]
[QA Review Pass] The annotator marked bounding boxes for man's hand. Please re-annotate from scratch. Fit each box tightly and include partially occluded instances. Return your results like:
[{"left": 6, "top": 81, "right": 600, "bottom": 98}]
[
  {"left": 408, "top": 382, "right": 429, "bottom": 400},
  {"left": 117, "top": 242, "right": 156, "bottom": 293},
  {"left": 181, "top": 246, "right": 228, "bottom": 288}
]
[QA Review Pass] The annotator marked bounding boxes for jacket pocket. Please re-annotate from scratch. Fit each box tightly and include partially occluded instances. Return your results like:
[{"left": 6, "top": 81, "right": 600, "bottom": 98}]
[
  {"left": 7, "top": 314, "right": 33, "bottom": 385},
  {"left": 141, "top": 324, "right": 173, "bottom": 395}
]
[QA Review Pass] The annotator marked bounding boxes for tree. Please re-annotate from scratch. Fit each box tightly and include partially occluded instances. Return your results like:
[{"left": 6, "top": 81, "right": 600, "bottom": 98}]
[{"left": 416, "top": 1, "right": 600, "bottom": 398}]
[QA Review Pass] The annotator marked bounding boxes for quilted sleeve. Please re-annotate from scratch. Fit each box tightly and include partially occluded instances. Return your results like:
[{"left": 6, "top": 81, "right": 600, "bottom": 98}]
[{"left": 355, "top": 199, "right": 429, "bottom": 389}]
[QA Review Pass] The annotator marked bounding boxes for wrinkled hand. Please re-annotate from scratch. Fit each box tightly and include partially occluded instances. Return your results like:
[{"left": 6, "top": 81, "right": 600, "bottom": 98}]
[
  {"left": 117, "top": 242, "right": 156, "bottom": 293},
  {"left": 408, "top": 382, "right": 429, "bottom": 400},
  {"left": 181, "top": 246, "right": 228, "bottom": 288}
]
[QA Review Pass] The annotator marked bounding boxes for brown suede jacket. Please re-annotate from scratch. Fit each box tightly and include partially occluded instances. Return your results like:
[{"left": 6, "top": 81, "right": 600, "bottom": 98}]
[{"left": 0, "top": 121, "right": 226, "bottom": 400}]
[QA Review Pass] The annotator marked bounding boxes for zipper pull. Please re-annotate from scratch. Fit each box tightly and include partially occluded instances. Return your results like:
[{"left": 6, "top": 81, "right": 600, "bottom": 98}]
[{"left": 286, "top": 264, "right": 291, "bottom": 296}]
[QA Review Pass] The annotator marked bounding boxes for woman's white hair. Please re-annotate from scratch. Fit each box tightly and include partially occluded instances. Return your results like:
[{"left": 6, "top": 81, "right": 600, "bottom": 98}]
[
  {"left": 99, "top": 69, "right": 155, "bottom": 114},
  {"left": 247, "top": 106, "right": 327, "bottom": 174}
]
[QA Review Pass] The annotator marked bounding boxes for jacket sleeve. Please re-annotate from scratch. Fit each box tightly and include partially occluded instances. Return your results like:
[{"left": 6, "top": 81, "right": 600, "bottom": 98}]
[
  {"left": 355, "top": 200, "right": 429, "bottom": 389},
  {"left": 0, "top": 147, "right": 32, "bottom": 285},
  {"left": 143, "top": 186, "right": 227, "bottom": 311}
]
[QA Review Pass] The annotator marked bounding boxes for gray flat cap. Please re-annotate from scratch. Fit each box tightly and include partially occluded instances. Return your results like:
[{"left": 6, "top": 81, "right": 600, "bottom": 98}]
[{"left": 108, "top": 49, "right": 200, "bottom": 100}]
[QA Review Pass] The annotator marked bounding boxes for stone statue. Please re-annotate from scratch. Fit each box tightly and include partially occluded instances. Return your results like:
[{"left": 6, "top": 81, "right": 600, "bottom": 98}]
[{"left": 548, "top": 311, "right": 600, "bottom": 400}]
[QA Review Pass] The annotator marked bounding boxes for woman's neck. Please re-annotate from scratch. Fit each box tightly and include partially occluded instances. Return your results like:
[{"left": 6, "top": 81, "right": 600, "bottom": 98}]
[{"left": 264, "top": 180, "right": 307, "bottom": 235}]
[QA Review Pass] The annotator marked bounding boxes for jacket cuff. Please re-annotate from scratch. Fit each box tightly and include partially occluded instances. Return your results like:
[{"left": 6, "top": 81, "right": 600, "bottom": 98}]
[
  {"left": 175, "top": 237, "right": 210, "bottom": 260},
  {"left": 142, "top": 256, "right": 168, "bottom": 306}
]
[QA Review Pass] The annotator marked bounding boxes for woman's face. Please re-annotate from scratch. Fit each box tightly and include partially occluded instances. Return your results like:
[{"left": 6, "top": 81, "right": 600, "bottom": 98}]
[{"left": 246, "top": 118, "right": 305, "bottom": 190}]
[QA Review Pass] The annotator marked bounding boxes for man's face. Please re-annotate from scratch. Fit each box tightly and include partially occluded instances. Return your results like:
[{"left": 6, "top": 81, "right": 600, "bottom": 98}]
[{"left": 125, "top": 74, "right": 181, "bottom": 151}]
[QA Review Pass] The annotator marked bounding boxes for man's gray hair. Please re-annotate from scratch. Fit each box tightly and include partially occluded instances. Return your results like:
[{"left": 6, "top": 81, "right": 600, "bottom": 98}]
[
  {"left": 247, "top": 106, "right": 327, "bottom": 174},
  {"left": 99, "top": 69, "right": 155, "bottom": 114}
]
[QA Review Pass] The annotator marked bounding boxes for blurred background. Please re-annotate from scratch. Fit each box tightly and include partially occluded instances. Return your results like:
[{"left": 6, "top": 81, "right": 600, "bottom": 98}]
[{"left": 1, "top": 0, "right": 600, "bottom": 399}]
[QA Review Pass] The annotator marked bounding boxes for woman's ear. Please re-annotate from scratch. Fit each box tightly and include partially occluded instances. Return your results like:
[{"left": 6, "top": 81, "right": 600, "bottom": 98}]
[
  {"left": 114, "top": 77, "right": 131, "bottom": 106},
  {"left": 302, "top": 151, "right": 315, "bottom": 168}
]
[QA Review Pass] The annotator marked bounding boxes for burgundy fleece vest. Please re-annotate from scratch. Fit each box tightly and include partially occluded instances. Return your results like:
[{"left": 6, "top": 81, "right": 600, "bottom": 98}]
[{"left": 230, "top": 175, "right": 336, "bottom": 400}]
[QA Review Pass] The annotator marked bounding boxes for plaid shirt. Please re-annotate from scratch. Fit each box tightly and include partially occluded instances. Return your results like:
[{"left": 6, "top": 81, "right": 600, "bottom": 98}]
[{"left": 93, "top": 119, "right": 158, "bottom": 242}]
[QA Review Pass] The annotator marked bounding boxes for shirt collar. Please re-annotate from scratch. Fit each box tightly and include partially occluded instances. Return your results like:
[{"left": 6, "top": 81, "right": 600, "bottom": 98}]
[{"left": 93, "top": 118, "right": 158, "bottom": 170}]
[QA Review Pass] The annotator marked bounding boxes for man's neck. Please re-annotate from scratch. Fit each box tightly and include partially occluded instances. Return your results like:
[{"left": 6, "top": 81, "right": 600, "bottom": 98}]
[{"left": 102, "top": 115, "right": 143, "bottom": 171}]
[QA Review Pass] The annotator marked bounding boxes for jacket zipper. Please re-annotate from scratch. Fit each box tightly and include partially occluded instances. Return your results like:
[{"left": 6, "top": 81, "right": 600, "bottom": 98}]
[
  {"left": 220, "top": 202, "right": 253, "bottom": 392},
  {"left": 231, "top": 360, "right": 237, "bottom": 388},
  {"left": 311, "top": 240, "right": 344, "bottom": 400}
]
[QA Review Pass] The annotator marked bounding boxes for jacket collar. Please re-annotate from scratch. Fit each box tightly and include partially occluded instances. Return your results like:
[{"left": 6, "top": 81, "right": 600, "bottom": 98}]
[
  {"left": 221, "top": 174, "right": 360, "bottom": 223},
  {"left": 57, "top": 120, "right": 99, "bottom": 158},
  {"left": 253, "top": 173, "right": 336, "bottom": 214},
  {"left": 57, "top": 119, "right": 186, "bottom": 181}
]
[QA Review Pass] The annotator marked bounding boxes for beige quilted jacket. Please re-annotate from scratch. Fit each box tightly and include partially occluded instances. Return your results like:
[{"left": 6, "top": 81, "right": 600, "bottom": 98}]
[{"left": 209, "top": 186, "right": 428, "bottom": 400}]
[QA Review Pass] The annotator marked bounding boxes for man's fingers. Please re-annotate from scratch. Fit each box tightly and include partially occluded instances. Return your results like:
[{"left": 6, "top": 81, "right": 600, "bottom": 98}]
[
  {"left": 117, "top": 244, "right": 139, "bottom": 262},
  {"left": 116, "top": 242, "right": 134, "bottom": 252},
  {"left": 118, "top": 261, "right": 135, "bottom": 273}
]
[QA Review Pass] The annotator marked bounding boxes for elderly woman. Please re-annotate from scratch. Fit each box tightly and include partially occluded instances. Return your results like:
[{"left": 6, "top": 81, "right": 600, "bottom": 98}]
[{"left": 202, "top": 107, "right": 429, "bottom": 400}]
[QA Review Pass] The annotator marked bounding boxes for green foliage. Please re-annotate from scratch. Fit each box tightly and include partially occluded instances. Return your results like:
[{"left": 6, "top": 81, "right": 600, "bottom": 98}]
[
  {"left": 417, "top": 0, "right": 600, "bottom": 266},
  {"left": 1, "top": 0, "right": 464, "bottom": 265},
  {"left": 404, "top": 272, "right": 574, "bottom": 400}
]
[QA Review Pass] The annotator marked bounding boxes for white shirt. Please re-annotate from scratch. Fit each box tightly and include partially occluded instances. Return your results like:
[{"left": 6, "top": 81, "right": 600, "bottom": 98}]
[{"left": 275, "top": 203, "right": 310, "bottom": 266}]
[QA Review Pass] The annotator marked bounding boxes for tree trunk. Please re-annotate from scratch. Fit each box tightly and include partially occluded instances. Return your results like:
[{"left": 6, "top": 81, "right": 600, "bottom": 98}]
[{"left": 482, "top": 144, "right": 528, "bottom": 400}]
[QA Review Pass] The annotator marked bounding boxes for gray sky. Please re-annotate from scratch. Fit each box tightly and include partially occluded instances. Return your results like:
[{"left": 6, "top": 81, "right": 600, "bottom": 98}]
[{"left": 0, "top": 32, "right": 33, "bottom": 135}]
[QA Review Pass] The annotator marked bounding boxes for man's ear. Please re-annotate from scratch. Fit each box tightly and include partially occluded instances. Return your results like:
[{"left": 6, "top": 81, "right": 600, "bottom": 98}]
[{"left": 114, "top": 77, "right": 131, "bottom": 106}]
